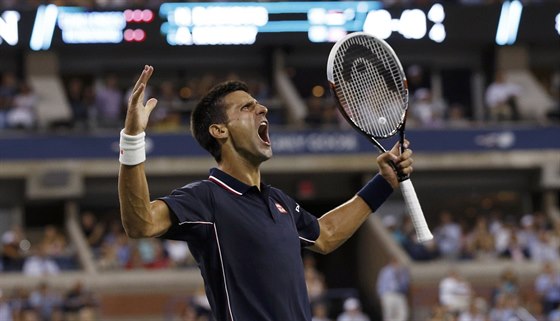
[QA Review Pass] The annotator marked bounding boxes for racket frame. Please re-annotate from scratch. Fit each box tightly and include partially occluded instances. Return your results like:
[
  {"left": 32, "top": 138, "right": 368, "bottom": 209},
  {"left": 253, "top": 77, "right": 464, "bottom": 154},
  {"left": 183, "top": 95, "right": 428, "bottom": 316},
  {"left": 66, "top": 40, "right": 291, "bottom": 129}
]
[
  {"left": 326, "top": 32, "right": 433, "bottom": 242},
  {"left": 326, "top": 32, "right": 410, "bottom": 181}
]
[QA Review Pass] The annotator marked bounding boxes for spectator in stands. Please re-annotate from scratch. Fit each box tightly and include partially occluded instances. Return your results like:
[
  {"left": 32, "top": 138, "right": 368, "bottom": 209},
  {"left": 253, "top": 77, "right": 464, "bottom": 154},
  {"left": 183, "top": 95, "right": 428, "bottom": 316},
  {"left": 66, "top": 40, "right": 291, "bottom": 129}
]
[
  {"left": 62, "top": 280, "right": 98, "bottom": 321},
  {"left": 434, "top": 210, "right": 463, "bottom": 260},
  {"left": 517, "top": 214, "right": 538, "bottom": 258},
  {"left": 439, "top": 268, "right": 472, "bottom": 315},
  {"left": 403, "top": 227, "right": 439, "bottom": 261},
  {"left": 118, "top": 65, "right": 413, "bottom": 321},
  {"left": 305, "top": 268, "right": 327, "bottom": 305},
  {"left": 427, "top": 304, "right": 452, "bottom": 321},
  {"left": 0, "top": 289, "right": 13, "bottom": 321},
  {"left": 305, "top": 97, "right": 327, "bottom": 127},
  {"left": 0, "top": 71, "right": 19, "bottom": 129},
  {"left": 484, "top": 70, "right": 522, "bottom": 122},
  {"left": 22, "top": 243, "right": 61, "bottom": 277},
  {"left": 1, "top": 225, "right": 28, "bottom": 272},
  {"left": 97, "top": 241, "right": 121, "bottom": 271},
  {"left": 101, "top": 218, "right": 122, "bottom": 245},
  {"left": 304, "top": 255, "right": 327, "bottom": 304},
  {"left": 500, "top": 233, "right": 529, "bottom": 261},
  {"left": 382, "top": 214, "right": 406, "bottom": 246},
  {"left": 28, "top": 282, "right": 62, "bottom": 321},
  {"left": 311, "top": 302, "right": 332, "bottom": 321},
  {"left": 376, "top": 256, "right": 409, "bottom": 321},
  {"left": 409, "top": 88, "right": 445, "bottom": 128},
  {"left": 492, "top": 215, "right": 515, "bottom": 258},
  {"left": 491, "top": 268, "right": 520, "bottom": 306},
  {"left": 534, "top": 261, "right": 560, "bottom": 316},
  {"left": 101, "top": 218, "right": 135, "bottom": 268},
  {"left": 304, "top": 97, "right": 341, "bottom": 128},
  {"left": 533, "top": 210, "right": 554, "bottom": 231},
  {"left": 94, "top": 73, "right": 123, "bottom": 128},
  {"left": 9, "top": 287, "right": 33, "bottom": 321},
  {"left": 457, "top": 297, "right": 487, "bottom": 321},
  {"left": 465, "top": 216, "right": 496, "bottom": 260},
  {"left": 488, "top": 293, "right": 516, "bottom": 321},
  {"left": 139, "top": 238, "right": 170, "bottom": 269},
  {"left": 336, "top": 297, "right": 370, "bottom": 321},
  {"left": 446, "top": 103, "right": 470, "bottom": 128},
  {"left": 39, "top": 224, "right": 67, "bottom": 256},
  {"left": 529, "top": 229, "right": 559, "bottom": 262},
  {"left": 80, "top": 211, "right": 105, "bottom": 255},
  {"left": 66, "top": 78, "right": 92, "bottom": 130},
  {"left": 164, "top": 240, "right": 193, "bottom": 268},
  {"left": 40, "top": 225, "right": 75, "bottom": 270},
  {"left": 6, "top": 82, "right": 37, "bottom": 129},
  {"left": 150, "top": 80, "right": 183, "bottom": 130}
]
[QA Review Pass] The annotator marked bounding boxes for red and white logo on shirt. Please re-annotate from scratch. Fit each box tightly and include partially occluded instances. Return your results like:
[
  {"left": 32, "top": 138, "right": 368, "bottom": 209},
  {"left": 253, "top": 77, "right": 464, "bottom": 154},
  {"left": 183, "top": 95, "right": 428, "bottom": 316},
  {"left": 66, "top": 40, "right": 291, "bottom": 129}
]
[{"left": 275, "top": 202, "right": 287, "bottom": 214}]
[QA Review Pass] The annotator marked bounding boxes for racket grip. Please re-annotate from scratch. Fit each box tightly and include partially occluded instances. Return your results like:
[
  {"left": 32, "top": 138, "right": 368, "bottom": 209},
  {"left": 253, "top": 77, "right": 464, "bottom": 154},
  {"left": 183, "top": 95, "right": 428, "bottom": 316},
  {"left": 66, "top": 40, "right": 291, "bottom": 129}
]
[{"left": 399, "top": 179, "right": 433, "bottom": 243}]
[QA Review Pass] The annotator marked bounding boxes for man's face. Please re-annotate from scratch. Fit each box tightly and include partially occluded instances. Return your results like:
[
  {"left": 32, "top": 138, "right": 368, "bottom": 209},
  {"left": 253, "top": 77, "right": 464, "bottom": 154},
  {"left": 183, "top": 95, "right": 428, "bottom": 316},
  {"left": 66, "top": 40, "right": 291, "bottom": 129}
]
[{"left": 221, "top": 90, "right": 272, "bottom": 164}]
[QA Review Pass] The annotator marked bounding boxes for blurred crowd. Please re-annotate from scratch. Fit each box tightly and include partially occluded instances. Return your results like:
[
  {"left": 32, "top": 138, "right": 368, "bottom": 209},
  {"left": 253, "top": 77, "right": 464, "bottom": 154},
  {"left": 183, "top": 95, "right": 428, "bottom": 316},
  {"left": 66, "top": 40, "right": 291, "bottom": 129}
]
[
  {"left": 2, "top": 66, "right": 557, "bottom": 134},
  {"left": 375, "top": 254, "right": 560, "bottom": 321},
  {"left": 384, "top": 209, "right": 560, "bottom": 263},
  {"left": 0, "top": 71, "right": 273, "bottom": 132},
  {"left": 1, "top": 224, "right": 77, "bottom": 275},
  {"left": 428, "top": 262, "right": 560, "bottom": 321},
  {"left": 80, "top": 210, "right": 196, "bottom": 271},
  {"left": 0, "top": 281, "right": 98, "bottom": 321}
]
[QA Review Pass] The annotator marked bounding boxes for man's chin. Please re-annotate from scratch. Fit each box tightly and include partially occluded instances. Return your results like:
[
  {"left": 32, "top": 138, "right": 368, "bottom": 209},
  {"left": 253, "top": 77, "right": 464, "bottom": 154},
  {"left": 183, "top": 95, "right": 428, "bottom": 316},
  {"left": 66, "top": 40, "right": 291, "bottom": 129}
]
[
  {"left": 262, "top": 152, "right": 273, "bottom": 162},
  {"left": 258, "top": 149, "right": 273, "bottom": 163}
]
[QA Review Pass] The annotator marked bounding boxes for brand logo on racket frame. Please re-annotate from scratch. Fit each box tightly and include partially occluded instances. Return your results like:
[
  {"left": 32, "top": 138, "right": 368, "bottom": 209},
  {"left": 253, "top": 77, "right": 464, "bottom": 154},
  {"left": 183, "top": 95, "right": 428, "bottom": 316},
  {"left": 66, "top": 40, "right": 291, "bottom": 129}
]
[{"left": 341, "top": 43, "right": 399, "bottom": 94}]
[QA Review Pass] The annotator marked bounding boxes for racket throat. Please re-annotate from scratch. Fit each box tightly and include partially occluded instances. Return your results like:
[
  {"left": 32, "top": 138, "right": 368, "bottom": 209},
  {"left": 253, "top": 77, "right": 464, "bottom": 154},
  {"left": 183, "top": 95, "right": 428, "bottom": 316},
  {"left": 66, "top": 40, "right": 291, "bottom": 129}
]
[{"left": 368, "top": 137, "right": 408, "bottom": 181}]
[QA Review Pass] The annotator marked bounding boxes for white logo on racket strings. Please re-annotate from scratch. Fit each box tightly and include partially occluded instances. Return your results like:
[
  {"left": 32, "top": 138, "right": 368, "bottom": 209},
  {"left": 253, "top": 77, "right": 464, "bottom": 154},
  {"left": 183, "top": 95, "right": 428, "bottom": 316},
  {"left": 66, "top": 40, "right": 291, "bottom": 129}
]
[{"left": 378, "top": 117, "right": 387, "bottom": 125}]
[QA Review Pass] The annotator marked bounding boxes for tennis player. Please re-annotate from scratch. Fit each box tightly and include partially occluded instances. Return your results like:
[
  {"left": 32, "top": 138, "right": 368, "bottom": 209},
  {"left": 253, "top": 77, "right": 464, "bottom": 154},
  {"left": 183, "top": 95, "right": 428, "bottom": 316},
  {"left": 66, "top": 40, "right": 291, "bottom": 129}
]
[{"left": 118, "top": 65, "right": 414, "bottom": 321}]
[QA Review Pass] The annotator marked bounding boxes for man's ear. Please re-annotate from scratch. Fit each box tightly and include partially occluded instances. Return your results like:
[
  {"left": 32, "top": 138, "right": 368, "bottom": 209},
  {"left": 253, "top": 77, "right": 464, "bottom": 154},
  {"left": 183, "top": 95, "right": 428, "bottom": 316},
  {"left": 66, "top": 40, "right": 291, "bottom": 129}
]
[{"left": 209, "top": 124, "right": 228, "bottom": 139}]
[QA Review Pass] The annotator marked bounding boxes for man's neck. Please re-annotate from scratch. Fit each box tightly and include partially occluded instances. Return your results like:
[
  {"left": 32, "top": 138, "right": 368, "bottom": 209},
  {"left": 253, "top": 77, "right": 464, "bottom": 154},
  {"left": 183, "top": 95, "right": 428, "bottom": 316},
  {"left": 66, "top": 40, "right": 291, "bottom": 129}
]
[{"left": 218, "top": 159, "right": 262, "bottom": 189}]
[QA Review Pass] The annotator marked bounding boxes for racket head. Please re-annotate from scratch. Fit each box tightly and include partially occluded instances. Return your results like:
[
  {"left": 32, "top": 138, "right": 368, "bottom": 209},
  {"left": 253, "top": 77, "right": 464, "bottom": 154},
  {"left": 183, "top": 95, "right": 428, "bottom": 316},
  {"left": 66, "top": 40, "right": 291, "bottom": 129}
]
[{"left": 327, "top": 32, "right": 409, "bottom": 139}]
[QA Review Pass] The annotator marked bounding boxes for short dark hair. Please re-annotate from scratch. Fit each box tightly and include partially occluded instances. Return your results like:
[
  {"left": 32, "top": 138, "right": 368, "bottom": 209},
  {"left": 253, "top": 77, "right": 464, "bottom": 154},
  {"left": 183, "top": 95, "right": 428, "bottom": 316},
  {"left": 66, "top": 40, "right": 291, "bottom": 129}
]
[{"left": 191, "top": 80, "right": 249, "bottom": 163}]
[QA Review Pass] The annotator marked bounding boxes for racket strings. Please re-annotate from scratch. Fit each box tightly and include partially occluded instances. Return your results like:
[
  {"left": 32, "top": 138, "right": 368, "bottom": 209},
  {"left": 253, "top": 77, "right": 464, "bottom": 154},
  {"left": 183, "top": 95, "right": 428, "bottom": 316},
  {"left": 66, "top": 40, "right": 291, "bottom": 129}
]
[
  {"left": 342, "top": 44, "right": 401, "bottom": 135},
  {"left": 333, "top": 35, "right": 407, "bottom": 138},
  {"left": 353, "top": 55, "right": 401, "bottom": 133}
]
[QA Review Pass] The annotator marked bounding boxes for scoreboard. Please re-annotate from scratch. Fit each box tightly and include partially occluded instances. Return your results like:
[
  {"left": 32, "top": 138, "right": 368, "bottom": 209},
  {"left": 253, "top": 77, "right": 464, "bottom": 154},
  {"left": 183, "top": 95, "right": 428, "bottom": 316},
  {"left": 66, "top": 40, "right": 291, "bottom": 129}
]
[{"left": 0, "top": 1, "right": 559, "bottom": 51}]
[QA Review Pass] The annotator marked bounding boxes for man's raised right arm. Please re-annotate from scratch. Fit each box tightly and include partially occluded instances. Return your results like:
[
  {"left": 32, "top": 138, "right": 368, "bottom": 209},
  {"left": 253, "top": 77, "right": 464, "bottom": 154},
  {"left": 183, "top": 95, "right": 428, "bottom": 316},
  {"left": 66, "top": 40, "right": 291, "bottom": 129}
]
[{"left": 118, "top": 65, "right": 171, "bottom": 239}]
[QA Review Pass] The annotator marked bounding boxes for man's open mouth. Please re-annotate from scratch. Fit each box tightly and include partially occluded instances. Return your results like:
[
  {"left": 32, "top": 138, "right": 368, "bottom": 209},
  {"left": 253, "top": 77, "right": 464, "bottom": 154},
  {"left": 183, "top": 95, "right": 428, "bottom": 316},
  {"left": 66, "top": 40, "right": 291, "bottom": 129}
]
[{"left": 258, "top": 121, "right": 271, "bottom": 146}]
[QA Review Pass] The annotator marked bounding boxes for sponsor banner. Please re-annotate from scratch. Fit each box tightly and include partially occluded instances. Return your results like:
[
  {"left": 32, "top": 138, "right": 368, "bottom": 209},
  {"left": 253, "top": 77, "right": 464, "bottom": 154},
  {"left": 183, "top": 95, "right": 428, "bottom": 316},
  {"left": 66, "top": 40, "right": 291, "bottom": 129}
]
[{"left": 0, "top": 127, "right": 559, "bottom": 160}]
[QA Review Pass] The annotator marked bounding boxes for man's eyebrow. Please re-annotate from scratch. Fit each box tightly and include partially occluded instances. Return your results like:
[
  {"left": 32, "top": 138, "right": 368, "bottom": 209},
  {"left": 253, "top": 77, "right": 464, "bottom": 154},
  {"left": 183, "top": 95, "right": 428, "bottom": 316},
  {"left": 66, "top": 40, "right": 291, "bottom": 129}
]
[{"left": 241, "top": 99, "right": 258, "bottom": 107}]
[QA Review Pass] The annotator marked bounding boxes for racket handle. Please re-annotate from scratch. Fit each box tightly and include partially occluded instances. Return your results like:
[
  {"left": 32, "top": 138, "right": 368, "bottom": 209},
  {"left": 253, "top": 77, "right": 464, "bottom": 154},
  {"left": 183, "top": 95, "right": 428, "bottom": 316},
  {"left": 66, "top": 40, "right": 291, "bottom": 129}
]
[{"left": 399, "top": 179, "right": 433, "bottom": 243}]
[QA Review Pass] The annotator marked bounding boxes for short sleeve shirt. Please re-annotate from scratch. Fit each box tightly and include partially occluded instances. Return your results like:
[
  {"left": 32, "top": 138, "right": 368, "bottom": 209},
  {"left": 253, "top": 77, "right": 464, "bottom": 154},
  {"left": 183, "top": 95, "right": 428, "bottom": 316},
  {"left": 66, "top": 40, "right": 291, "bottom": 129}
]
[{"left": 158, "top": 168, "right": 320, "bottom": 321}]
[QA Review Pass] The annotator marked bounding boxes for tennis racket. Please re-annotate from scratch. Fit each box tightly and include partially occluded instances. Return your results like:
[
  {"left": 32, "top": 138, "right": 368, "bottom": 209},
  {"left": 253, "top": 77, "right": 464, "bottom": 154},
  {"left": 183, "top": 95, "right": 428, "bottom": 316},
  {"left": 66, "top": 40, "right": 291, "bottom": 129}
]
[{"left": 326, "top": 32, "right": 433, "bottom": 242}]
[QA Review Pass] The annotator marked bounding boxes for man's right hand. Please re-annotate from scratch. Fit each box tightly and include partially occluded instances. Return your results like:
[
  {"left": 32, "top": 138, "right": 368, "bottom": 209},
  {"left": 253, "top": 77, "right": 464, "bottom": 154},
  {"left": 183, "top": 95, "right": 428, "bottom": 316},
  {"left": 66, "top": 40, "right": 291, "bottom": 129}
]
[{"left": 123, "top": 65, "right": 158, "bottom": 135}]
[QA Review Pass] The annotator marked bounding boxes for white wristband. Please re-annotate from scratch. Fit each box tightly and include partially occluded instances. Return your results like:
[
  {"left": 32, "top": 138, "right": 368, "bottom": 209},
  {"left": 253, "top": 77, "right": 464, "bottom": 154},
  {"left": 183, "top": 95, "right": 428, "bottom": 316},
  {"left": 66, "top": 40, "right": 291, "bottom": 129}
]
[{"left": 119, "top": 129, "right": 146, "bottom": 165}]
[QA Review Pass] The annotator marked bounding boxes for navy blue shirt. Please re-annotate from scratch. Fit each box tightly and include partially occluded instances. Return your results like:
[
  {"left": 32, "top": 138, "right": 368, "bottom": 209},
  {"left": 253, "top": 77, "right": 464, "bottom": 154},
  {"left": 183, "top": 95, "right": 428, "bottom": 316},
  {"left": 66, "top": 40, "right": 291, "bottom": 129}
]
[{"left": 159, "top": 168, "right": 320, "bottom": 321}]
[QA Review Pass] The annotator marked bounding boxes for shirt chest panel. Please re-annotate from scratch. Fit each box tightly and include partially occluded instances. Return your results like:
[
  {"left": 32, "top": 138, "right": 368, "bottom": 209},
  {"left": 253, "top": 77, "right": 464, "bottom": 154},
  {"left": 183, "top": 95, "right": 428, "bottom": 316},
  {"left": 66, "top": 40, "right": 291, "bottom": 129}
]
[{"left": 212, "top": 190, "right": 300, "bottom": 256}]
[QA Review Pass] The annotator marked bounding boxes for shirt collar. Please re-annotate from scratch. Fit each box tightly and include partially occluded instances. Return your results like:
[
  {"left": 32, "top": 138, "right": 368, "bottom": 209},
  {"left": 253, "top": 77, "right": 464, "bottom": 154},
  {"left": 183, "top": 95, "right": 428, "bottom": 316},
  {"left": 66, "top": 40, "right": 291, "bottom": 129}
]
[{"left": 208, "top": 168, "right": 254, "bottom": 195}]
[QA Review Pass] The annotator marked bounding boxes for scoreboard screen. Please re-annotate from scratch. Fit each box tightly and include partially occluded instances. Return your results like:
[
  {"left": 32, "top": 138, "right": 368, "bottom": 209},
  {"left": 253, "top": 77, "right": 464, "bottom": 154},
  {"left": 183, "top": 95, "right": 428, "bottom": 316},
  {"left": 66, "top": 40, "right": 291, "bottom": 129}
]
[{"left": 0, "top": 1, "right": 558, "bottom": 51}]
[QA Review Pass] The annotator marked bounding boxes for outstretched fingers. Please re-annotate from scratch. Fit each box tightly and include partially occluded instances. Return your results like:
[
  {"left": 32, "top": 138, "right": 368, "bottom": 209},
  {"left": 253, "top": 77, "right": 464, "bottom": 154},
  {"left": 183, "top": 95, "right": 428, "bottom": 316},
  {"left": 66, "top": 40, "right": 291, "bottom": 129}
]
[
  {"left": 130, "top": 65, "right": 153, "bottom": 106},
  {"left": 132, "top": 65, "right": 153, "bottom": 92}
]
